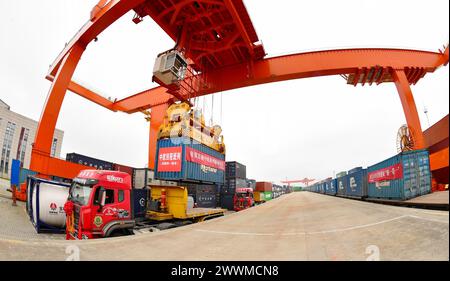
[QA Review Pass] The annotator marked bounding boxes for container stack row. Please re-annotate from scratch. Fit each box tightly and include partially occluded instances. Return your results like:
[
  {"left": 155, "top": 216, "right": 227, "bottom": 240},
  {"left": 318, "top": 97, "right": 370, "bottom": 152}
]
[
  {"left": 272, "top": 184, "right": 292, "bottom": 199},
  {"left": 305, "top": 150, "right": 431, "bottom": 201}
]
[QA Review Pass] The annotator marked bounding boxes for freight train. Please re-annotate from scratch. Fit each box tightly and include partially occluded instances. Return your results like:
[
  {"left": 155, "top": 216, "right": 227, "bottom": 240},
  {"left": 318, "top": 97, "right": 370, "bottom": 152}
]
[{"left": 305, "top": 150, "right": 432, "bottom": 202}]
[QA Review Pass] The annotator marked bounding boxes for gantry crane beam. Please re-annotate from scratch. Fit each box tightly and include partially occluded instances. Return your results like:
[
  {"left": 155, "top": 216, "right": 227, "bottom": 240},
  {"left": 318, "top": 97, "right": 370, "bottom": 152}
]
[
  {"left": 281, "top": 178, "right": 316, "bottom": 187},
  {"left": 54, "top": 47, "right": 450, "bottom": 114},
  {"left": 30, "top": 0, "right": 449, "bottom": 181},
  {"left": 117, "top": 47, "right": 449, "bottom": 113}
]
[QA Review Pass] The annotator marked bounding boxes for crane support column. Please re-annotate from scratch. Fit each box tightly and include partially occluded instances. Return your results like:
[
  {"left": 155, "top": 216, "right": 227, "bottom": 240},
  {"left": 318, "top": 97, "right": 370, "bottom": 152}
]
[
  {"left": 148, "top": 103, "right": 170, "bottom": 170},
  {"left": 30, "top": 44, "right": 86, "bottom": 177},
  {"left": 393, "top": 69, "right": 426, "bottom": 149}
]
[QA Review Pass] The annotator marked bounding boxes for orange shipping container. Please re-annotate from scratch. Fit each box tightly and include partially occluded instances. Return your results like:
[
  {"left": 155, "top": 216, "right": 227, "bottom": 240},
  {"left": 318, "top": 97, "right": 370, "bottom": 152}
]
[{"left": 256, "top": 182, "right": 272, "bottom": 192}]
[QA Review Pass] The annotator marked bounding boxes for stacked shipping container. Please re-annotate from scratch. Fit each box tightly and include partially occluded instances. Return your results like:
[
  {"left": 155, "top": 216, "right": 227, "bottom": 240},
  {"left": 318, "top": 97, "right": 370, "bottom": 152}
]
[
  {"left": 185, "top": 183, "right": 218, "bottom": 208},
  {"left": 66, "top": 153, "right": 114, "bottom": 170},
  {"left": 254, "top": 182, "right": 273, "bottom": 203},
  {"left": 155, "top": 137, "right": 226, "bottom": 184},
  {"left": 246, "top": 179, "right": 256, "bottom": 189},
  {"left": 220, "top": 161, "right": 247, "bottom": 210}
]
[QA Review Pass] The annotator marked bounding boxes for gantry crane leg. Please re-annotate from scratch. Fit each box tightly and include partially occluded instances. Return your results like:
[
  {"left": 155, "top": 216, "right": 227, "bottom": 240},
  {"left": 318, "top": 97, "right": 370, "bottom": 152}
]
[
  {"left": 148, "top": 103, "right": 170, "bottom": 170},
  {"left": 30, "top": 44, "right": 86, "bottom": 177},
  {"left": 393, "top": 69, "right": 426, "bottom": 149}
]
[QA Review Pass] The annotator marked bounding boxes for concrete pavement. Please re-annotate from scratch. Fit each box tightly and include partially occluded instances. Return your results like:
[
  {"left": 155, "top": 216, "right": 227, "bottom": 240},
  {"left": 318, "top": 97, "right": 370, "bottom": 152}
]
[
  {"left": 0, "top": 192, "right": 448, "bottom": 261},
  {"left": 407, "top": 190, "right": 449, "bottom": 204}
]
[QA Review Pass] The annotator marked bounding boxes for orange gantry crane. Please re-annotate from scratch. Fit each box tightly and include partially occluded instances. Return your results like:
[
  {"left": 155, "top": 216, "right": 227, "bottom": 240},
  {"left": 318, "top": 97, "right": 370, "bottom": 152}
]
[
  {"left": 281, "top": 179, "right": 316, "bottom": 187},
  {"left": 29, "top": 0, "right": 449, "bottom": 185}
]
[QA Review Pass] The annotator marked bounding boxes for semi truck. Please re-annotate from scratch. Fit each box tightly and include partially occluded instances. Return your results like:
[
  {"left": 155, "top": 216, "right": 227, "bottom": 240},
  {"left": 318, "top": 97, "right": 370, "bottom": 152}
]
[
  {"left": 233, "top": 188, "right": 254, "bottom": 211},
  {"left": 64, "top": 170, "right": 225, "bottom": 240}
]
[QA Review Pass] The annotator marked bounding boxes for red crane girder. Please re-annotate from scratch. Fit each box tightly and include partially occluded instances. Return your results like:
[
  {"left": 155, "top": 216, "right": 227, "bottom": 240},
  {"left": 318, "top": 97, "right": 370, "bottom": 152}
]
[{"left": 115, "top": 48, "right": 449, "bottom": 113}]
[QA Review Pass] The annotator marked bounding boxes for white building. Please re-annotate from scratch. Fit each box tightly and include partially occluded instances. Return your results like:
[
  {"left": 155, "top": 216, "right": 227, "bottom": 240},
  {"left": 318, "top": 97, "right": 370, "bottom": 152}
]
[{"left": 0, "top": 99, "right": 64, "bottom": 179}]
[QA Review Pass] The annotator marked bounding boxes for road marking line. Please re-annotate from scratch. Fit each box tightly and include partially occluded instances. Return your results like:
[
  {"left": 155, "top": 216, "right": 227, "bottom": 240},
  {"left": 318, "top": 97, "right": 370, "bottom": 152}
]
[{"left": 307, "top": 215, "right": 410, "bottom": 234}]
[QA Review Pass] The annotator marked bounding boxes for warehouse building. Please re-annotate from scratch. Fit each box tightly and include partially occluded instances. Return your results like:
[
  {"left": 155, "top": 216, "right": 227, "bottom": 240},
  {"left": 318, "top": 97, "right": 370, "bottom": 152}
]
[{"left": 0, "top": 99, "right": 64, "bottom": 179}]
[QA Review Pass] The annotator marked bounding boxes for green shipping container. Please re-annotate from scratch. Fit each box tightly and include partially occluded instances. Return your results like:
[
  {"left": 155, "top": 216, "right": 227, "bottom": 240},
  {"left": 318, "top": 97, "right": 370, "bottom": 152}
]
[{"left": 262, "top": 191, "right": 273, "bottom": 201}]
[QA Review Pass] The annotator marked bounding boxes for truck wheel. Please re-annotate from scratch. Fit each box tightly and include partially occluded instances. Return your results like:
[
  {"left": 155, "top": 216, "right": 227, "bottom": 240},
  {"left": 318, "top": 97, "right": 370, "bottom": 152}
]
[
  {"left": 156, "top": 222, "right": 178, "bottom": 230},
  {"left": 109, "top": 231, "right": 124, "bottom": 237},
  {"left": 109, "top": 229, "right": 132, "bottom": 237}
]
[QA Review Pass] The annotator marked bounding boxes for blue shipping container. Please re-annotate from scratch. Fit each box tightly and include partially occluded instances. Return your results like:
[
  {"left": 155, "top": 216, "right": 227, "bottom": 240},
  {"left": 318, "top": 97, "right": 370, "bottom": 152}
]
[
  {"left": 66, "top": 153, "right": 114, "bottom": 170},
  {"left": 220, "top": 193, "right": 234, "bottom": 210},
  {"left": 18, "top": 168, "right": 38, "bottom": 192},
  {"left": 155, "top": 137, "right": 225, "bottom": 184},
  {"left": 367, "top": 150, "right": 431, "bottom": 200},
  {"left": 346, "top": 168, "right": 368, "bottom": 198},
  {"left": 317, "top": 182, "right": 322, "bottom": 194},
  {"left": 132, "top": 189, "right": 149, "bottom": 219},
  {"left": 325, "top": 178, "right": 337, "bottom": 195},
  {"left": 348, "top": 167, "right": 363, "bottom": 175},
  {"left": 336, "top": 174, "right": 348, "bottom": 196},
  {"left": 322, "top": 181, "right": 329, "bottom": 194}
]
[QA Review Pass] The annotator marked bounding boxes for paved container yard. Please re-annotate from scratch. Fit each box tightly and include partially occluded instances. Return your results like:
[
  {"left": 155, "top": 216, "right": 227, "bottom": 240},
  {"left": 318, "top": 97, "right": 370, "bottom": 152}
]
[
  {"left": 407, "top": 190, "right": 449, "bottom": 204},
  {"left": 0, "top": 191, "right": 448, "bottom": 261}
]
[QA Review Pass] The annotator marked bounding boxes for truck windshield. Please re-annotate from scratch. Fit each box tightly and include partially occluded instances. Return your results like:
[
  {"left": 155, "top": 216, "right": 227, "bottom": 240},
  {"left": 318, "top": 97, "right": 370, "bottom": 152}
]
[
  {"left": 70, "top": 183, "right": 93, "bottom": 206},
  {"left": 236, "top": 192, "right": 252, "bottom": 198}
]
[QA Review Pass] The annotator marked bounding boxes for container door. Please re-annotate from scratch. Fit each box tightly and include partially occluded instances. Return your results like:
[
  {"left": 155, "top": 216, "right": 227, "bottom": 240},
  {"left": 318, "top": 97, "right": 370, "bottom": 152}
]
[
  {"left": 132, "top": 189, "right": 148, "bottom": 219},
  {"left": 417, "top": 151, "right": 431, "bottom": 196},
  {"left": 403, "top": 153, "right": 418, "bottom": 200}
]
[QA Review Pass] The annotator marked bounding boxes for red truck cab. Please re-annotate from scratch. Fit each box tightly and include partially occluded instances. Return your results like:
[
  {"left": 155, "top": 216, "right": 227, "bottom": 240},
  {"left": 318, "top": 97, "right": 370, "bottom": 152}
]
[
  {"left": 65, "top": 170, "right": 136, "bottom": 240},
  {"left": 233, "top": 188, "right": 254, "bottom": 211}
]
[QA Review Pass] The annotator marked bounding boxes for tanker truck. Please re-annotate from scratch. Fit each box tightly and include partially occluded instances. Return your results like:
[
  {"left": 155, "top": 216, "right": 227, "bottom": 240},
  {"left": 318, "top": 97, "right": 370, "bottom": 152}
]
[{"left": 64, "top": 169, "right": 225, "bottom": 240}]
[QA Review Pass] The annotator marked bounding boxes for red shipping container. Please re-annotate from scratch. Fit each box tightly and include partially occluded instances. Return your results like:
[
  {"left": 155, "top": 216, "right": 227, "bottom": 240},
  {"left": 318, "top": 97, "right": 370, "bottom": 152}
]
[
  {"left": 256, "top": 182, "right": 273, "bottom": 192},
  {"left": 113, "top": 163, "right": 134, "bottom": 177}
]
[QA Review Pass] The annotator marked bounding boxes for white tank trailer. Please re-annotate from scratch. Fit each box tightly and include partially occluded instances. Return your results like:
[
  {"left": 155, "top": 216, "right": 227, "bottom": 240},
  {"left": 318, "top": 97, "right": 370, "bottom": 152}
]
[{"left": 26, "top": 177, "right": 70, "bottom": 233}]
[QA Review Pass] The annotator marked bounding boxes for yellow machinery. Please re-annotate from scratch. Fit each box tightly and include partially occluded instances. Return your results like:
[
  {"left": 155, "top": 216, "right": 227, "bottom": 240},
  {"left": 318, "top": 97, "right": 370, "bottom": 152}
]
[
  {"left": 157, "top": 102, "right": 226, "bottom": 153},
  {"left": 147, "top": 185, "right": 225, "bottom": 222},
  {"left": 254, "top": 191, "right": 264, "bottom": 203}
]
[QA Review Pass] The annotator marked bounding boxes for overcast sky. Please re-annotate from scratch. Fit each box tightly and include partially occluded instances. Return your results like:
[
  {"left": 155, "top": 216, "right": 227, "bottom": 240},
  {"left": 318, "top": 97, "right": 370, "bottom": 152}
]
[{"left": 0, "top": 0, "right": 448, "bottom": 183}]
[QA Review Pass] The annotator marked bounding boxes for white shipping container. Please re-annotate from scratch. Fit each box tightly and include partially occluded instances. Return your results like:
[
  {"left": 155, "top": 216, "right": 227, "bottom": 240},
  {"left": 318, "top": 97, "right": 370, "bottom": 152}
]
[
  {"left": 132, "top": 169, "right": 147, "bottom": 189},
  {"left": 134, "top": 168, "right": 177, "bottom": 188}
]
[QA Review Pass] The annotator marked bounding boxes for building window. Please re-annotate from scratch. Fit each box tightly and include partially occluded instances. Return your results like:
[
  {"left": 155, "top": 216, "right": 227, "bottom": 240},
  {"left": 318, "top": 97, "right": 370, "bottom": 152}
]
[
  {"left": 0, "top": 121, "right": 16, "bottom": 174},
  {"left": 16, "top": 127, "right": 30, "bottom": 167},
  {"left": 51, "top": 138, "right": 58, "bottom": 157}
]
